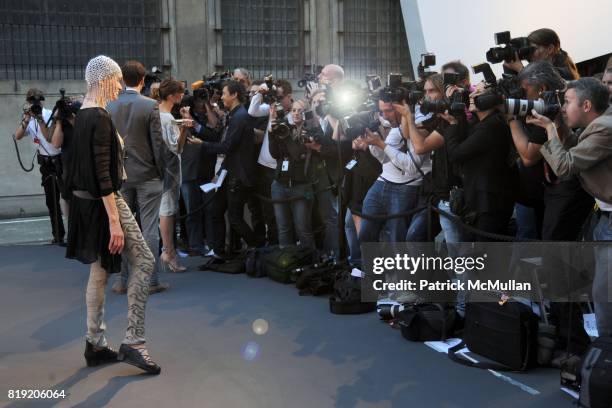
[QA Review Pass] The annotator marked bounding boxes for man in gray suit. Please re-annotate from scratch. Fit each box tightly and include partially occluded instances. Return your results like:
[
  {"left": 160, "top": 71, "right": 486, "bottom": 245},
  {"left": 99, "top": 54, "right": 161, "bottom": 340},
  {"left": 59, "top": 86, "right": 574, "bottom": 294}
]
[{"left": 108, "top": 60, "right": 169, "bottom": 294}]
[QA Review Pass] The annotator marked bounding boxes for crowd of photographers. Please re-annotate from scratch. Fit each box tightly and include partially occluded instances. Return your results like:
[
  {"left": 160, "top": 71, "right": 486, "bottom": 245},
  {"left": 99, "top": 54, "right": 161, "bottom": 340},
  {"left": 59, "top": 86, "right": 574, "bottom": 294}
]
[{"left": 14, "top": 28, "right": 612, "bottom": 355}]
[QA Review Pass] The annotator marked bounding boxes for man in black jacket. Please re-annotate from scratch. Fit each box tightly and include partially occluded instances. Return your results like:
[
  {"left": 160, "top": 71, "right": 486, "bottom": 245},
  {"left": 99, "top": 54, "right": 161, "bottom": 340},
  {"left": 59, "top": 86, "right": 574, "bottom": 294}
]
[{"left": 201, "top": 81, "right": 260, "bottom": 252}]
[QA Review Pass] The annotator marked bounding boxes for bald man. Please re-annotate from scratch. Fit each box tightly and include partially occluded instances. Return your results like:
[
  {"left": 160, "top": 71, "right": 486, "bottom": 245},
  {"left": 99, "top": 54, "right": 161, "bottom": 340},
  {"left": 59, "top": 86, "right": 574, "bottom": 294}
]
[{"left": 318, "top": 64, "right": 345, "bottom": 89}]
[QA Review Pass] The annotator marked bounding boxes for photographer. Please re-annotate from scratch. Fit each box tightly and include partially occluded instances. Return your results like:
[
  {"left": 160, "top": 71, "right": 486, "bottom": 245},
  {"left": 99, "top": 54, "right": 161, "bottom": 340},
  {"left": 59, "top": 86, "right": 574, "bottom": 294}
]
[
  {"left": 268, "top": 99, "right": 315, "bottom": 248},
  {"left": 201, "top": 80, "right": 262, "bottom": 253},
  {"left": 247, "top": 78, "right": 295, "bottom": 246},
  {"left": 178, "top": 87, "right": 222, "bottom": 256},
  {"left": 504, "top": 28, "right": 580, "bottom": 80},
  {"left": 14, "top": 88, "right": 65, "bottom": 245},
  {"left": 357, "top": 99, "right": 431, "bottom": 245},
  {"left": 507, "top": 61, "right": 593, "bottom": 241},
  {"left": 528, "top": 77, "right": 612, "bottom": 338},
  {"left": 441, "top": 83, "right": 516, "bottom": 237},
  {"left": 50, "top": 94, "right": 81, "bottom": 213}
]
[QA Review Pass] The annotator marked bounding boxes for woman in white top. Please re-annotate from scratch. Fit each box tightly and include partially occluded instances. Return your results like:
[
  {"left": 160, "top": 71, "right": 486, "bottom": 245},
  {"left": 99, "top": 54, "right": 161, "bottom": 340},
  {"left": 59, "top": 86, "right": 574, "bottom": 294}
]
[{"left": 158, "top": 79, "right": 193, "bottom": 272}]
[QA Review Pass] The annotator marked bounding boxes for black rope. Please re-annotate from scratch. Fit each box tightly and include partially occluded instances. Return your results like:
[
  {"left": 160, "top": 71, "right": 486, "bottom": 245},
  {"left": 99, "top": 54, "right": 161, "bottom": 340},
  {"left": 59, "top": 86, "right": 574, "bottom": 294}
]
[
  {"left": 254, "top": 184, "right": 336, "bottom": 204},
  {"left": 350, "top": 205, "right": 428, "bottom": 221},
  {"left": 12, "top": 134, "right": 36, "bottom": 172}
]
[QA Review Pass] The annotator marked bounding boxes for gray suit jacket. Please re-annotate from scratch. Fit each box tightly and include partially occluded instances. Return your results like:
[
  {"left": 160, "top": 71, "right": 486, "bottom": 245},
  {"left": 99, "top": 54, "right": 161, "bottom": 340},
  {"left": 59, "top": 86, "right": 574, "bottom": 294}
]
[
  {"left": 541, "top": 106, "right": 612, "bottom": 204},
  {"left": 107, "top": 90, "right": 165, "bottom": 183}
]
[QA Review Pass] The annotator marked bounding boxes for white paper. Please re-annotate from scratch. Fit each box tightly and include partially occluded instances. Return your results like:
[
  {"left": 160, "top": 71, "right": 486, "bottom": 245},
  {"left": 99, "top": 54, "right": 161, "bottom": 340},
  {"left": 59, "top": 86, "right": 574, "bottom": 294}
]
[
  {"left": 583, "top": 313, "right": 599, "bottom": 338},
  {"left": 350, "top": 268, "right": 364, "bottom": 278},
  {"left": 424, "top": 338, "right": 463, "bottom": 353},
  {"left": 200, "top": 169, "right": 227, "bottom": 193}
]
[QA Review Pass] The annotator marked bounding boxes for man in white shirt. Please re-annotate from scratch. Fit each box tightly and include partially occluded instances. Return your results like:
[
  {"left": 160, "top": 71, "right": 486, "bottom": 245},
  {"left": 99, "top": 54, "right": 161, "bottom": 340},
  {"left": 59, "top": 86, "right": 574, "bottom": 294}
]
[
  {"left": 356, "top": 99, "right": 431, "bottom": 244},
  {"left": 14, "top": 88, "right": 65, "bottom": 244},
  {"left": 248, "top": 79, "right": 294, "bottom": 245}
]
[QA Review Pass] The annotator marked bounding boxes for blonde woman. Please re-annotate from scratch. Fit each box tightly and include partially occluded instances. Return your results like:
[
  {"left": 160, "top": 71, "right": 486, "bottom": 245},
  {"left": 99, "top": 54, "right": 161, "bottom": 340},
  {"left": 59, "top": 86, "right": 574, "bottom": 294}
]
[{"left": 65, "top": 55, "right": 161, "bottom": 374}]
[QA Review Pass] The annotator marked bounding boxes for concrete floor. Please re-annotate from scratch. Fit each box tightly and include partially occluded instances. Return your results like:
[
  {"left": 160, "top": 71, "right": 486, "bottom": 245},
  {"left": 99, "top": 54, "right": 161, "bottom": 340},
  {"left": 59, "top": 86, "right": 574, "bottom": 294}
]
[{"left": 0, "top": 244, "right": 575, "bottom": 408}]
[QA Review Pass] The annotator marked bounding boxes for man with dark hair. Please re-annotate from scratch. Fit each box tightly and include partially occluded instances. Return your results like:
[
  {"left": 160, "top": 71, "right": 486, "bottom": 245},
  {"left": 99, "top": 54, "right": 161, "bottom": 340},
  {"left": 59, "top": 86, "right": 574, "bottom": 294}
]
[
  {"left": 441, "top": 60, "right": 471, "bottom": 88},
  {"left": 14, "top": 88, "right": 65, "bottom": 244},
  {"left": 602, "top": 68, "right": 612, "bottom": 102},
  {"left": 528, "top": 77, "right": 612, "bottom": 338},
  {"left": 107, "top": 60, "right": 169, "bottom": 294},
  {"left": 202, "top": 81, "right": 261, "bottom": 254}
]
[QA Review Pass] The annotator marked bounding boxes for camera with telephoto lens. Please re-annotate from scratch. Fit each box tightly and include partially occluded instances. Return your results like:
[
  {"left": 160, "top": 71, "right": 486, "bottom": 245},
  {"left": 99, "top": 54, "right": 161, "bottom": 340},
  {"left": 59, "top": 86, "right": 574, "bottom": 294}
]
[
  {"left": 377, "top": 300, "right": 406, "bottom": 321},
  {"left": 486, "top": 31, "right": 535, "bottom": 64},
  {"left": 420, "top": 73, "right": 469, "bottom": 116},
  {"left": 53, "top": 89, "right": 81, "bottom": 122},
  {"left": 471, "top": 62, "right": 524, "bottom": 111},
  {"left": 504, "top": 89, "right": 564, "bottom": 119},
  {"left": 203, "top": 71, "right": 231, "bottom": 97},
  {"left": 270, "top": 103, "right": 292, "bottom": 140},
  {"left": 342, "top": 110, "right": 381, "bottom": 140}
]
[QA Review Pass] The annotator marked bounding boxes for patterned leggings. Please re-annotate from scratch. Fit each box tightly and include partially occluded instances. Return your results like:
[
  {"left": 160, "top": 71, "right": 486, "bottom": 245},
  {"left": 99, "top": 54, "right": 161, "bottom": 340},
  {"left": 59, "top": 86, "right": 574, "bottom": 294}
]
[{"left": 86, "top": 195, "right": 155, "bottom": 346}]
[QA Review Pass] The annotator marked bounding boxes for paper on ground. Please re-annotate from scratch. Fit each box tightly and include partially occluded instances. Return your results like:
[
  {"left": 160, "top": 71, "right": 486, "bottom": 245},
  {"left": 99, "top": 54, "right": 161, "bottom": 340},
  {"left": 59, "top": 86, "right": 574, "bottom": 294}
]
[
  {"left": 583, "top": 313, "right": 599, "bottom": 338},
  {"left": 424, "top": 338, "right": 463, "bottom": 353}
]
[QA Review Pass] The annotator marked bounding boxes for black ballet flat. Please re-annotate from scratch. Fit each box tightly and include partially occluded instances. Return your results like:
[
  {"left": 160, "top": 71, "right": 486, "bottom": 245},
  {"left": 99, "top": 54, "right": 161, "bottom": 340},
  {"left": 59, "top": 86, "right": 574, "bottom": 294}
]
[
  {"left": 84, "top": 341, "right": 119, "bottom": 367},
  {"left": 117, "top": 344, "right": 161, "bottom": 375}
]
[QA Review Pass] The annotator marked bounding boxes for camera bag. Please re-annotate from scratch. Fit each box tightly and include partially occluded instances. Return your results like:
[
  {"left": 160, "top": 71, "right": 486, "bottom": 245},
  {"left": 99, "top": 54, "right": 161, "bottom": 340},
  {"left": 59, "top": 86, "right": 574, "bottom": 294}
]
[
  {"left": 265, "top": 245, "right": 315, "bottom": 284},
  {"left": 245, "top": 246, "right": 277, "bottom": 278},
  {"left": 294, "top": 261, "right": 341, "bottom": 296},
  {"left": 397, "top": 303, "right": 456, "bottom": 342},
  {"left": 448, "top": 294, "right": 539, "bottom": 371},
  {"left": 329, "top": 269, "right": 376, "bottom": 314},
  {"left": 578, "top": 337, "right": 612, "bottom": 408}
]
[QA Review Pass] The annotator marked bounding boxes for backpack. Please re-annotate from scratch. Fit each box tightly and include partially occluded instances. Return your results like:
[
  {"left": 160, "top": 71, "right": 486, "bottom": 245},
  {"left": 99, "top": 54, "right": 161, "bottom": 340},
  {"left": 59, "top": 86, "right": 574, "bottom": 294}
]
[
  {"left": 246, "top": 246, "right": 276, "bottom": 278},
  {"left": 265, "top": 245, "right": 315, "bottom": 284},
  {"left": 578, "top": 337, "right": 612, "bottom": 408},
  {"left": 329, "top": 268, "right": 376, "bottom": 314}
]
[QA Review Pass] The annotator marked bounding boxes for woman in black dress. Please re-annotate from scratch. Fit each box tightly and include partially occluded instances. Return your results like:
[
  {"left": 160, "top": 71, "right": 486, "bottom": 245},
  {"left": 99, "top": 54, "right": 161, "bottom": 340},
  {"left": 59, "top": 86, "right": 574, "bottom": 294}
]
[{"left": 65, "top": 55, "right": 161, "bottom": 374}]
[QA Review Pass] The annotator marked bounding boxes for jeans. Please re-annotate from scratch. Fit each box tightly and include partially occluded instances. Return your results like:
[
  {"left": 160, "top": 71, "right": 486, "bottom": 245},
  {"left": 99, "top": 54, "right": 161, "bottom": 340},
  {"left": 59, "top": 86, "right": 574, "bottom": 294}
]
[
  {"left": 119, "top": 179, "right": 163, "bottom": 286},
  {"left": 359, "top": 180, "right": 419, "bottom": 243},
  {"left": 593, "top": 212, "right": 612, "bottom": 338},
  {"left": 515, "top": 203, "right": 540, "bottom": 240},
  {"left": 271, "top": 180, "right": 314, "bottom": 248},
  {"left": 256, "top": 165, "right": 279, "bottom": 245},
  {"left": 438, "top": 200, "right": 469, "bottom": 316},
  {"left": 345, "top": 208, "right": 361, "bottom": 267},
  {"left": 180, "top": 180, "right": 205, "bottom": 251},
  {"left": 405, "top": 208, "right": 429, "bottom": 242}
]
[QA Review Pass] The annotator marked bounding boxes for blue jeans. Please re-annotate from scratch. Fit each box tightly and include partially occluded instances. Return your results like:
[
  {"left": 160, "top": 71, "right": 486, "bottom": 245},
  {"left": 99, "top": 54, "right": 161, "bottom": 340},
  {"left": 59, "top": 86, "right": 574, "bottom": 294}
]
[
  {"left": 345, "top": 208, "right": 361, "bottom": 267},
  {"left": 593, "top": 213, "right": 612, "bottom": 337},
  {"left": 438, "top": 200, "right": 469, "bottom": 316},
  {"left": 515, "top": 203, "right": 540, "bottom": 240},
  {"left": 359, "top": 180, "right": 419, "bottom": 243},
  {"left": 180, "top": 180, "right": 205, "bottom": 251},
  {"left": 405, "top": 208, "right": 429, "bottom": 242},
  {"left": 271, "top": 180, "right": 314, "bottom": 248}
]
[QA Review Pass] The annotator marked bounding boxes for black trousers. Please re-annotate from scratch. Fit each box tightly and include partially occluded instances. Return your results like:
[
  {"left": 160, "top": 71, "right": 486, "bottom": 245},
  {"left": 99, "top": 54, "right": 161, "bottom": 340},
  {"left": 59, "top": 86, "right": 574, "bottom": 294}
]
[
  {"left": 39, "top": 155, "right": 65, "bottom": 241},
  {"left": 227, "top": 177, "right": 261, "bottom": 248}
]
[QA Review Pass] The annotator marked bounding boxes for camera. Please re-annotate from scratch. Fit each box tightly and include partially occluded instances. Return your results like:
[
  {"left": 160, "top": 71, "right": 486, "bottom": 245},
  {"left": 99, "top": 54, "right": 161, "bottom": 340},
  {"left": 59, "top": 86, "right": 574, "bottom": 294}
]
[
  {"left": 418, "top": 73, "right": 468, "bottom": 116},
  {"left": 486, "top": 31, "right": 534, "bottom": 64},
  {"left": 377, "top": 300, "right": 406, "bottom": 321},
  {"left": 53, "top": 89, "right": 81, "bottom": 122},
  {"left": 503, "top": 90, "right": 564, "bottom": 119},
  {"left": 379, "top": 74, "right": 423, "bottom": 106},
  {"left": 471, "top": 62, "right": 523, "bottom": 111},
  {"left": 343, "top": 110, "right": 381, "bottom": 140},
  {"left": 270, "top": 103, "right": 292, "bottom": 140},
  {"left": 417, "top": 53, "right": 436, "bottom": 80},
  {"left": 297, "top": 64, "right": 323, "bottom": 89},
  {"left": 25, "top": 95, "right": 44, "bottom": 117},
  {"left": 143, "top": 66, "right": 163, "bottom": 97},
  {"left": 203, "top": 71, "right": 232, "bottom": 99}
]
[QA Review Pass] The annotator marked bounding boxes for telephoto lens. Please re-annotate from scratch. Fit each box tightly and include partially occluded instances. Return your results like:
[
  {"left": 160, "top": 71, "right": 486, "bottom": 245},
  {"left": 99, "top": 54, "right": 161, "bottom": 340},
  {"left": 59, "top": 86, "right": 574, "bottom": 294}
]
[
  {"left": 376, "top": 300, "right": 406, "bottom": 321},
  {"left": 504, "top": 98, "right": 546, "bottom": 117}
]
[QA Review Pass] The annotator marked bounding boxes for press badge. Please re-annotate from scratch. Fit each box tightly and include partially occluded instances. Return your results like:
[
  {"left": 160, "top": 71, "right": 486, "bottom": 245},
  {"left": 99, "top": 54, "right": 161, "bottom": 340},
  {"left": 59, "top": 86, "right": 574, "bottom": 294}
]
[
  {"left": 345, "top": 159, "right": 357, "bottom": 170},
  {"left": 282, "top": 160, "right": 290, "bottom": 172}
]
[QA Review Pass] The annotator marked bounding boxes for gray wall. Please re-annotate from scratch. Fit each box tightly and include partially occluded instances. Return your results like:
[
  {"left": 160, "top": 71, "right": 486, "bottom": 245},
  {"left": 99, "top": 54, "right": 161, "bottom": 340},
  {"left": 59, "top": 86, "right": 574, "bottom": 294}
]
[{"left": 0, "top": 0, "right": 373, "bottom": 218}]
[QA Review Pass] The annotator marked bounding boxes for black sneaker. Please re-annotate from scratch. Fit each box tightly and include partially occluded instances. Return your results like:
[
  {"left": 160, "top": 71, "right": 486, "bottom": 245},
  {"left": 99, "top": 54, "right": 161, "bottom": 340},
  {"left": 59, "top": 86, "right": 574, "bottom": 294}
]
[
  {"left": 117, "top": 344, "right": 161, "bottom": 375},
  {"left": 84, "top": 341, "right": 118, "bottom": 367}
]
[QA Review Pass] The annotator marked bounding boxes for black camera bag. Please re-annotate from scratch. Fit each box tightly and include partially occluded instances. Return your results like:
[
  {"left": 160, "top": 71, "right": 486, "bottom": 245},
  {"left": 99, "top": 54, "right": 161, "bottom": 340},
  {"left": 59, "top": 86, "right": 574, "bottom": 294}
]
[
  {"left": 448, "top": 296, "right": 539, "bottom": 371},
  {"left": 329, "top": 269, "right": 376, "bottom": 314},
  {"left": 397, "top": 303, "right": 456, "bottom": 342},
  {"left": 578, "top": 337, "right": 612, "bottom": 408},
  {"left": 265, "top": 245, "right": 315, "bottom": 284}
]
